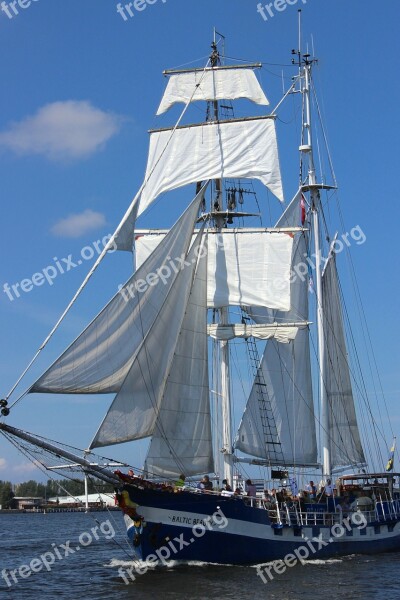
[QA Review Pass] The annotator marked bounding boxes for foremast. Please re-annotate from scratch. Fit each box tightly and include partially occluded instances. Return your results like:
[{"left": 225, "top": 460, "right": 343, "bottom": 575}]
[{"left": 1, "top": 34, "right": 290, "bottom": 485}]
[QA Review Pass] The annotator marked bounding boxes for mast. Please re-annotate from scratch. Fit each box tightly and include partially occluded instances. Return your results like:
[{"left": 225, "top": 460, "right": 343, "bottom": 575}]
[
  {"left": 84, "top": 473, "right": 89, "bottom": 511},
  {"left": 208, "top": 33, "right": 234, "bottom": 485},
  {"left": 300, "top": 45, "right": 330, "bottom": 478},
  {"left": 220, "top": 309, "right": 233, "bottom": 484}
]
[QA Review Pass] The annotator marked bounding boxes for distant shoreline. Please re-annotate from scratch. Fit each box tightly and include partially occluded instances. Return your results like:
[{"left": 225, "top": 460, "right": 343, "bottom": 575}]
[{"left": 0, "top": 507, "right": 119, "bottom": 514}]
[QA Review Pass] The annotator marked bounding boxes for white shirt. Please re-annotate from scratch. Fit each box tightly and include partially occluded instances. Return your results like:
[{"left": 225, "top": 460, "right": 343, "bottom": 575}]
[{"left": 325, "top": 483, "right": 335, "bottom": 496}]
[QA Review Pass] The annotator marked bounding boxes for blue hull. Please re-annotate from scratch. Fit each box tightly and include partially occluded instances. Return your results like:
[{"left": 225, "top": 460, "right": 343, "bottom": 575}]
[
  {"left": 121, "top": 484, "right": 400, "bottom": 565},
  {"left": 132, "top": 523, "right": 400, "bottom": 564}
]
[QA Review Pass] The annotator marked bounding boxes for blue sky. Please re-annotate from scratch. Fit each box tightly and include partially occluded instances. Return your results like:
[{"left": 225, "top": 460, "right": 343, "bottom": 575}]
[{"left": 0, "top": 0, "right": 399, "bottom": 481}]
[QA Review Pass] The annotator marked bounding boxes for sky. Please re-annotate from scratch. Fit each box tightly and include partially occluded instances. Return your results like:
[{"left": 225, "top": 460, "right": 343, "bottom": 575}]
[{"left": 0, "top": 0, "right": 399, "bottom": 482}]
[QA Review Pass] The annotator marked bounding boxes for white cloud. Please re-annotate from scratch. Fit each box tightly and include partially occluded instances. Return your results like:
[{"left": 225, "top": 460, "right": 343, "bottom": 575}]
[
  {"left": 12, "top": 461, "right": 41, "bottom": 474},
  {"left": 0, "top": 100, "right": 122, "bottom": 161},
  {"left": 51, "top": 209, "right": 106, "bottom": 238},
  {"left": 0, "top": 458, "right": 7, "bottom": 470}
]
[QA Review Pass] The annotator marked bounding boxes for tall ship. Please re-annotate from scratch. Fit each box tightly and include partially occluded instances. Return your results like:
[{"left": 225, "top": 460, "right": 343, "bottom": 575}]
[{"left": 1, "top": 28, "right": 399, "bottom": 565}]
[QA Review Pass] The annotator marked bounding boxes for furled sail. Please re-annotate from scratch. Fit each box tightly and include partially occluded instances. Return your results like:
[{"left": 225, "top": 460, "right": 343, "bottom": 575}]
[
  {"left": 235, "top": 195, "right": 319, "bottom": 467},
  {"left": 138, "top": 117, "right": 283, "bottom": 216},
  {"left": 207, "top": 323, "right": 303, "bottom": 343},
  {"left": 322, "top": 253, "right": 366, "bottom": 469},
  {"left": 144, "top": 238, "right": 214, "bottom": 477},
  {"left": 91, "top": 226, "right": 206, "bottom": 448},
  {"left": 30, "top": 188, "right": 205, "bottom": 396},
  {"left": 156, "top": 67, "right": 269, "bottom": 115},
  {"left": 135, "top": 230, "right": 293, "bottom": 311}
]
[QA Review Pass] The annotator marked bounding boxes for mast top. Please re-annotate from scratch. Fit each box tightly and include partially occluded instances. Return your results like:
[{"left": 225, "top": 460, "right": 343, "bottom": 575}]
[
  {"left": 210, "top": 34, "right": 221, "bottom": 68},
  {"left": 291, "top": 10, "right": 318, "bottom": 71}
]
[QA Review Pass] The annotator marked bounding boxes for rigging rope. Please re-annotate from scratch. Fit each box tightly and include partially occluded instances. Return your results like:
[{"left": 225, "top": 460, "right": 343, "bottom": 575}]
[{"left": 310, "top": 71, "right": 390, "bottom": 469}]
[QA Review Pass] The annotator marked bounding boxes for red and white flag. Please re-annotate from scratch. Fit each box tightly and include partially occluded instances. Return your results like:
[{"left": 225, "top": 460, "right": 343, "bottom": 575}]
[{"left": 300, "top": 194, "right": 307, "bottom": 225}]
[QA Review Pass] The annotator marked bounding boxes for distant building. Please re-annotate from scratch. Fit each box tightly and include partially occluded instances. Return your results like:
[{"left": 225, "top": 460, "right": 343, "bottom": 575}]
[
  {"left": 13, "top": 497, "right": 44, "bottom": 510},
  {"left": 48, "top": 493, "right": 115, "bottom": 508}
]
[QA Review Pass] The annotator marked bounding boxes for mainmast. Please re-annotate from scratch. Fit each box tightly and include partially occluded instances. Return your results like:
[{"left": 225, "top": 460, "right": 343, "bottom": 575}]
[{"left": 298, "top": 37, "right": 331, "bottom": 478}]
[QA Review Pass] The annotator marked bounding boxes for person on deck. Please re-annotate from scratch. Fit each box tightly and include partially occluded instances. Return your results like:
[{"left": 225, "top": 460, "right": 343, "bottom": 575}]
[
  {"left": 221, "top": 479, "right": 232, "bottom": 492},
  {"left": 198, "top": 475, "right": 213, "bottom": 491},
  {"left": 175, "top": 474, "right": 186, "bottom": 488},
  {"left": 305, "top": 481, "right": 317, "bottom": 500},
  {"left": 245, "top": 479, "right": 257, "bottom": 497},
  {"left": 323, "top": 478, "right": 335, "bottom": 497},
  {"left": 263, "top": 490, "right": 276, "bottom": 508}
]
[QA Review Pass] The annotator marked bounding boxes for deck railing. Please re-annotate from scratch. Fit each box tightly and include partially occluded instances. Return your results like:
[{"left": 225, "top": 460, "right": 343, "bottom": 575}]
[
  {"left": 184, "top": 486, "right": 400, "bottom": 528},
  {"left": 243, "top": 496, "right": 400, "bottom": 527}
]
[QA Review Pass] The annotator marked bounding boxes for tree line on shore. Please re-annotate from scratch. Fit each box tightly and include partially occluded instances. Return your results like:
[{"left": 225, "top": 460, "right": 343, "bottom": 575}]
[{"left": 0, "top": 479, "right": 114, "bottom": 509}]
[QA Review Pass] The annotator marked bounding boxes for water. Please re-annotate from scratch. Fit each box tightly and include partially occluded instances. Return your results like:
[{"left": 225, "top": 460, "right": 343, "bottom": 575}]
[{"left": 1, "top": 512, "right": 400, "bottom": 599}]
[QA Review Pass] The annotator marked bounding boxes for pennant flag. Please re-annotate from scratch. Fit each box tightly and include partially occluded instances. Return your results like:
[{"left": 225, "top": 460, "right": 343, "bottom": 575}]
[
  {"left": 300, "top": 194, "right": 307, "bottom": 225},
  {"left": 386, "top": 438, "right": 396, "bottom": 472}
]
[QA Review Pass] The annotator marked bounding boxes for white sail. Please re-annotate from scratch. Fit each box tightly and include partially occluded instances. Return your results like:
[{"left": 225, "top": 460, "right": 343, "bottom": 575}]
[
  {"left": 235, "top": 196, "right": 319, "bottom": 467},
  {"left": 144, "top": 237, "right": 213, "bottom": 477},
  {"left": 30, "top": 188, "right": 205, "bottom": 395},
  {"left": 138, "top": 117, "right": 283, "bottom": 216},
  {"left": 322, "top": 254, "right": 366, "bottom": 469},
  {"left": 90, "top": 227, "right": 206, "bottom": 449},
  {"left": 156, "top": 68, "right": 269, "bottom": 115},
  {"left": 207, "top": 323, "right": 303, "bottom": 343},
  {"left": 136, "top": 230, "right": 293, "bottom": 310}
]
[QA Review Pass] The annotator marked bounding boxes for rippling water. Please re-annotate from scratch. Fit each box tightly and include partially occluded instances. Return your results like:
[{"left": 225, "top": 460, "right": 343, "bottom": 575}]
[{"left": 1, "top": 513, "right": 400, "bottom": 599}]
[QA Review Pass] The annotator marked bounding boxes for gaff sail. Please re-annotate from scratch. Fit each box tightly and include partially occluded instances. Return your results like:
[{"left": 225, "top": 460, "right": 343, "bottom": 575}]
[{"left": 322, "top": 254, "right": 366, "bottom": 469}]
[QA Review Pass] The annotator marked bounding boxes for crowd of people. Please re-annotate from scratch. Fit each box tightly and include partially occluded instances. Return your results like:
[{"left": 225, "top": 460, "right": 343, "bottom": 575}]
[
  {"left": 262, "top": 478, "right": 339, "bottom": 506},
  {"left": 175, "top": 474, "right": 251, "bottom": 495},
  {"left": 116, "top": 470, "right": 384, "bottom": 531},
  {"left": 117, "top": 470, "right": 357, "bottom": 515}
]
